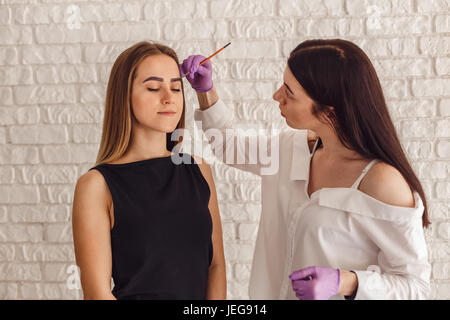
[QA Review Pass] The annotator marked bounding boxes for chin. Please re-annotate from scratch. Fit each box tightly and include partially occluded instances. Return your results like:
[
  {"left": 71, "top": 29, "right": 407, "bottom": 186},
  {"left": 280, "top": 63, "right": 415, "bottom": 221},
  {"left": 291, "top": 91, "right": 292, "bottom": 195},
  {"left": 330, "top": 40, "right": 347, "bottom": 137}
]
[
  {"left": 285, "top": 119, "right": 304, "bottom": 130},
  {"left": 161, "top": 125, "right": 179, "bottom": 134},
  {"left": 152, "top": 120, "right": 179, "bottom": 132}
]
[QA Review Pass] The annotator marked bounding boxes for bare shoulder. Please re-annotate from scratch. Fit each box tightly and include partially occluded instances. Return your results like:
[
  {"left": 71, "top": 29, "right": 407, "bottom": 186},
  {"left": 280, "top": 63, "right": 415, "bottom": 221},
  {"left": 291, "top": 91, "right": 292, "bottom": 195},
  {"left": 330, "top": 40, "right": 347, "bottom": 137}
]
[
  {"left": 76, "top": 169, "right": 108, "bottom": 196},
  {"left": 73, "top": 169, "right": 111, "bottom": 213},
  {"left": 358, "top": 161, "right": 415, "bottom": 208}
]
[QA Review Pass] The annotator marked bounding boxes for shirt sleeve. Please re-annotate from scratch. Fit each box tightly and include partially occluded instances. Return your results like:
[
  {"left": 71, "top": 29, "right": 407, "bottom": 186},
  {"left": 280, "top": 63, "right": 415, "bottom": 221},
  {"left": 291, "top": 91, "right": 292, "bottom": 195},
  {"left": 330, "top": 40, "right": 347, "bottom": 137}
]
[
  {"left": 351, "top": 214, "right": 431, "bottom": 300},
  {"left": 193, "top": 99, "right": 283, "bottom": 176}
]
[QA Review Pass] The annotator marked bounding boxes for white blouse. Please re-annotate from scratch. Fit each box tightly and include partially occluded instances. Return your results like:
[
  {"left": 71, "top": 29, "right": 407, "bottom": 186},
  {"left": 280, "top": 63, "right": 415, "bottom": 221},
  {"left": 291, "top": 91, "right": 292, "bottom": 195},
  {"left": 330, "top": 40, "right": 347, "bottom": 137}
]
[{"left": 193, "top": 99, "right": 431, "bottom": 300}]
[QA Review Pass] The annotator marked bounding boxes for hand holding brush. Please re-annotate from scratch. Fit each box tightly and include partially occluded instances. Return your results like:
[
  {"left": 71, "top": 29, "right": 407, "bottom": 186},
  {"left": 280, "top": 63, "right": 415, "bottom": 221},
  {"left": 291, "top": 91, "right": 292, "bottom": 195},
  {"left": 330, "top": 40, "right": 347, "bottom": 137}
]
[{"left": 180, "top": 42, "right": 230, "bottom": 93}]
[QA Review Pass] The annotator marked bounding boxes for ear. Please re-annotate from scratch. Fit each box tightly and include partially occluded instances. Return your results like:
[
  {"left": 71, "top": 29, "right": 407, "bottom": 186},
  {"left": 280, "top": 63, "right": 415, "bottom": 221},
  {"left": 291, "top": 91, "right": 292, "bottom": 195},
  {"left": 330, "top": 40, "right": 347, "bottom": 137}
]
[{"left": 325, "top": 105, "right": 335, "bottom": 118}]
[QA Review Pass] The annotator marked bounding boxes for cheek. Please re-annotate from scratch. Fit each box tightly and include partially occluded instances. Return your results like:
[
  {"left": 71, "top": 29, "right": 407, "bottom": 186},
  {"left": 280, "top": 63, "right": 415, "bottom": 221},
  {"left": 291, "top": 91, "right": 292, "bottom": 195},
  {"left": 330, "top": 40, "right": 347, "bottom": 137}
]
[
  {"left": 131, "top": 92, "right": 157, "bottom": 117},
  {"left": 285, "top": 99, "right": 312, "bottom": 121}
]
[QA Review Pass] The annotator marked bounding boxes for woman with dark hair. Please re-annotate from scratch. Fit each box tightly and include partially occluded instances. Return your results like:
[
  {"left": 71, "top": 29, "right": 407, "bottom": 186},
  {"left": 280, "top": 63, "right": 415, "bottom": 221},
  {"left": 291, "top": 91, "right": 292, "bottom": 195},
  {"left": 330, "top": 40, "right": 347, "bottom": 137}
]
[
  {"left": 181, "top": 39, "right": 431, "bottom": 300},
  {"left": 72, "top": 42, "right": 226, "bottom": 300}
]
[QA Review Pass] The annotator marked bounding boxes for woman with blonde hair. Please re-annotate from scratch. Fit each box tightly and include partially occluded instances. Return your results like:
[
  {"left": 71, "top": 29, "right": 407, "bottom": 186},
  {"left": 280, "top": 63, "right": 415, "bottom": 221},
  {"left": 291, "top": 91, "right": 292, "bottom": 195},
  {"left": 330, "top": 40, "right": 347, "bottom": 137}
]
[{"left": 72, "top": 41, "right": 226, "bottom": 300}]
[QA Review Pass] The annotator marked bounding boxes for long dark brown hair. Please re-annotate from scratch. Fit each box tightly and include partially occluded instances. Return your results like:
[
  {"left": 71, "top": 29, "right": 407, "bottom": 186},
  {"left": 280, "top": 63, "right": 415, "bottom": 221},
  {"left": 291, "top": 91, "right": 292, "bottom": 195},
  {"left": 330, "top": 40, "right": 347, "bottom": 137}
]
[
  {"left": 288, "top": 39, "right": 430, "bottom": 228},
  {"left": 95, "top": 41, "right": 185, "bottom": 166}
]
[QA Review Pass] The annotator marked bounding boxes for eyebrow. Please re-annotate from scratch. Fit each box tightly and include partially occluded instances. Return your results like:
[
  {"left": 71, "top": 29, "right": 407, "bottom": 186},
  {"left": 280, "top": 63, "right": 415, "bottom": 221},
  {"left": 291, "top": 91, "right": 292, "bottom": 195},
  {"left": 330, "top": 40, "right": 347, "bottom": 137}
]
[
  {"left": 284, "top": 82, "right": 294, "bottom": 94},
  {"left": 142, "top": 76, "right": 182, "bottom": 83}
]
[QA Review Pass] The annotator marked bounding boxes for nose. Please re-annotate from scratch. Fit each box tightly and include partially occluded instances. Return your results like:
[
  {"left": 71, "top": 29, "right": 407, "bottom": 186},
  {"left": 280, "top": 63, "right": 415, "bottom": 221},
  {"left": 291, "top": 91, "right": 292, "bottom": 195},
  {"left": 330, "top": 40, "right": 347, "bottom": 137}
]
[
  {"left": 161, "top": 87, "right": 175, "bottom": 105},
  {"left": 273, "top": 86, "right": 282, "bottom": 102}
]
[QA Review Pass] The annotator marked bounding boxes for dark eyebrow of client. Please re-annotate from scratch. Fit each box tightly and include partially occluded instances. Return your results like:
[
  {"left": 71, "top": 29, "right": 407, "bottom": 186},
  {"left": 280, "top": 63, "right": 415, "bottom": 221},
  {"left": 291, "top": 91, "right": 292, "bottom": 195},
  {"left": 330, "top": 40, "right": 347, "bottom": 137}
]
[{"left": 143, "top": 76, "right": 182, "bottom": 83}]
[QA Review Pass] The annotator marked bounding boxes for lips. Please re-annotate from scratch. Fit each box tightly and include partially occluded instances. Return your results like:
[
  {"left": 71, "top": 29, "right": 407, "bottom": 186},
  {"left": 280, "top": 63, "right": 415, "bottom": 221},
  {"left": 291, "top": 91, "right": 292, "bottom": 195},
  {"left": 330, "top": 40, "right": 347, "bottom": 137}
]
[{"left": 157, "top": 111, "right": 176, "bottom": 116}]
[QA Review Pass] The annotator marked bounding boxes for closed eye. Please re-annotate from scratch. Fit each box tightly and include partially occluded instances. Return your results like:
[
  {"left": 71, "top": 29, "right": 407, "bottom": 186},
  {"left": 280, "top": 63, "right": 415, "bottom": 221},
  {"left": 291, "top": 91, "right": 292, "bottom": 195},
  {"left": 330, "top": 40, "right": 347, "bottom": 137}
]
[
  {"left": 284, "top": 83, "right": 294, "bottom": 97},
  {"left": 147, "top": 88, "right": 181, "bottom": 92},
  {"left": 285, "top": 87, "right": 291, "bottom": 97}
]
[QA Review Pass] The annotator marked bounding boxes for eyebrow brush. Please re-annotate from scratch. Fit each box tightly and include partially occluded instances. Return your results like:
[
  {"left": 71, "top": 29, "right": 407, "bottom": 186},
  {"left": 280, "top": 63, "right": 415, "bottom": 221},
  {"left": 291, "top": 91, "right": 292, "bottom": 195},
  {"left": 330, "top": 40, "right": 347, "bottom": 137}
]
[{"left": 181, "top": 42, "right": 231, "bottom": 78}]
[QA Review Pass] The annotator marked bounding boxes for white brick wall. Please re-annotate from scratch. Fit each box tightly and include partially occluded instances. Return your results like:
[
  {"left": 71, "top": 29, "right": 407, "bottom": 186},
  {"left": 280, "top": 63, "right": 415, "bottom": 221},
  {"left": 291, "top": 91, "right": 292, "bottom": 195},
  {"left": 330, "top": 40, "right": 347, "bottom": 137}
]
[{"left": 0, "top": 0, "right": 448, "bottom": 300}]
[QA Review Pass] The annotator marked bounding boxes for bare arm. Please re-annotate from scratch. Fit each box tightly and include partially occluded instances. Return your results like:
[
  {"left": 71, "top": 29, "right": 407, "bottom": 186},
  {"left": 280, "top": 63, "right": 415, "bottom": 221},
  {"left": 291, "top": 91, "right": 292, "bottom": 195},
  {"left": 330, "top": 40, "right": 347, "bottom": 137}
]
[
  {"left": 194, "top": 155, "right": 227, "bottom": 299},
  {"left": 338, "top": 270, "right": 358, "bottom": 297},
  {"left": 72, "top": 170, "right": 117, "bottom": 300},
  {"left": 196, "top": 85, "right": 219, "bottom": 110},
  {"left": 195, "top": 86, "right": 319, "bottom": 169},
  {"left": 196, "top": 87, "right": 318, "bottom": 143}
]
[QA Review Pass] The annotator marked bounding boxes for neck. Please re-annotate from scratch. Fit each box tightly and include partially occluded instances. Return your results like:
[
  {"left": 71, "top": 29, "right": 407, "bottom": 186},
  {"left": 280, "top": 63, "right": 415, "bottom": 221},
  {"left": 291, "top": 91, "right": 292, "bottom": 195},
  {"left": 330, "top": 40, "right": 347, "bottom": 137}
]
[
  {"left": 122, "top": 127, "right": 171, "bottom": 162},
  {"left": 315, "top": 129, "right": 364, "bottom": 162}
]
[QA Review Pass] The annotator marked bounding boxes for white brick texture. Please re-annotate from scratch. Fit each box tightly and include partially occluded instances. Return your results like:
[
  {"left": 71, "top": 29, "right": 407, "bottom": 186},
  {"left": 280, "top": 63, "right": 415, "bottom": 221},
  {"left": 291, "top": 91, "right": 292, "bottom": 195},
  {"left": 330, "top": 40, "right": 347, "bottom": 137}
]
[{"left": 0, "top": 0, "right": 448, "bottom": 300}]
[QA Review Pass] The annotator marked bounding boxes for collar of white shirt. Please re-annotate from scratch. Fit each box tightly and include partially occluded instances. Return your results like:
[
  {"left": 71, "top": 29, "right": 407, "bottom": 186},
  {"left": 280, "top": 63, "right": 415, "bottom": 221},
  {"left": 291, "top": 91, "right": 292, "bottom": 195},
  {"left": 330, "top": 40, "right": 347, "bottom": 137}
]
[
  {"left": 318, "top": 188, "right": 424, "bottom": 223},
  {"left": 290, "top": 130, "right": 312, "bottom": 181}
]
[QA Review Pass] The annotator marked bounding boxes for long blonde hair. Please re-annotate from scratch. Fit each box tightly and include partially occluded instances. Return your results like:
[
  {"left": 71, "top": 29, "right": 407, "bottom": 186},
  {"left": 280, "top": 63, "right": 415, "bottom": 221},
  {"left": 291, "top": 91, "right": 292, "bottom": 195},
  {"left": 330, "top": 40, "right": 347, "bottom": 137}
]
[{"left": 95, "top": 41, "right": 185, "bottom": 166}]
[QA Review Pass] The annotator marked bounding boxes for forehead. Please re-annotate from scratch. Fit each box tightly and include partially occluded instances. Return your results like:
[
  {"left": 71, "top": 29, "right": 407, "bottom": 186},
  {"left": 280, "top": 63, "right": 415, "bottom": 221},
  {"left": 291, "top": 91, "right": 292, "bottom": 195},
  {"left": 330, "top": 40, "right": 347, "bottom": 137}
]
[
  {"left": 284, "top": 65, "right": 296, "bottom": 82},
  {"left": 283, "top": 65, "right": 307, "bottom": 93},
  {"left": 135, "top": 54, "right": 179, "bottom": 79}
]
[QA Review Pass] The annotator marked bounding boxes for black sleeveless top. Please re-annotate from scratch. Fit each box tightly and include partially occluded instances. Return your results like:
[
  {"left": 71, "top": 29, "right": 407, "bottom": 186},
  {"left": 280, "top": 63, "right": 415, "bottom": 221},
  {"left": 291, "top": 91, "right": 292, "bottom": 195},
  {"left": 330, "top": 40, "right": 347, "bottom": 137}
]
[{"left": 88, "top": 153, "right": 213, "bottom": 300}]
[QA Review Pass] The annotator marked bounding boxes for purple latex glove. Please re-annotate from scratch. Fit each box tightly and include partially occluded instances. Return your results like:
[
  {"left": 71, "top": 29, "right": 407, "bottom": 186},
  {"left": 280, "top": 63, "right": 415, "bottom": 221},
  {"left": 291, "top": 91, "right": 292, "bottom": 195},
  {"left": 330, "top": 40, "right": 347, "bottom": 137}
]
[
  {"left": 289, "top": 266, "right": 340, "bottom": 300},
  {"left": 179, "top": 55, "right": 213, "bottom": 92}
]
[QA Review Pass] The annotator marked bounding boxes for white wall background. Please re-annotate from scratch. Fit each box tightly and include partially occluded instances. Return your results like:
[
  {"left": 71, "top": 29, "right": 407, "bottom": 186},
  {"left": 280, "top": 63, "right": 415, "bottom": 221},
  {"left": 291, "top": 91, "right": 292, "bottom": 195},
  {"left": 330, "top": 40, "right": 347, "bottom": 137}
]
[{"left": 0, "top": 0, "right": 448, "bottom": 299}]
